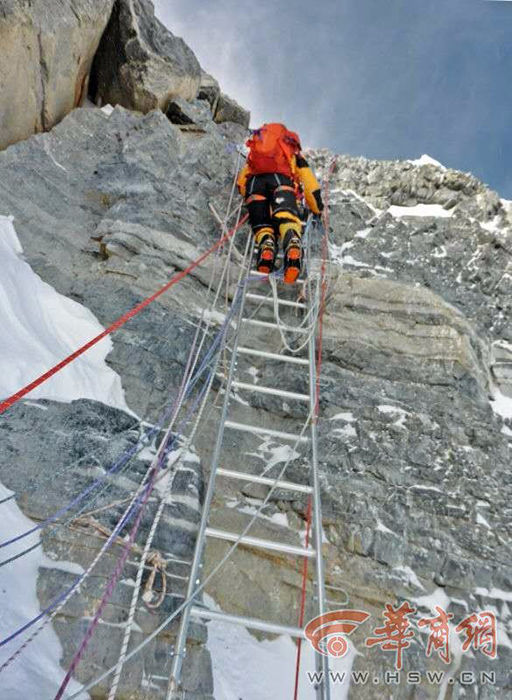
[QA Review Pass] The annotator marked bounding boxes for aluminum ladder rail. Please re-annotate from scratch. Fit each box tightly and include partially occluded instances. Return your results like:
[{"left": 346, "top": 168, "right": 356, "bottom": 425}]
[{"left": 167, "top": 242, "right": 331, "bottom": 700}]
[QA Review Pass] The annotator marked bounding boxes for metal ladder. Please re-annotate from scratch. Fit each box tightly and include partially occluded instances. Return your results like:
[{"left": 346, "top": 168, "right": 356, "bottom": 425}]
[{"left": 167, "top": 240, "right": 331, "bottom": 700}]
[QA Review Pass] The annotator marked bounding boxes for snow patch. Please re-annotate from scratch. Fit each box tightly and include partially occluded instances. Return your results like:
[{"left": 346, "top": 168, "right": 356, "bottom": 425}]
[
  {"left": 413, "top": 587, "right": 451, "bottom": 612},
  {"left": 377, "top": 404, "right": 409, "bottom": 427},
  {"left": 490, "top": 389, "right": 512, "bottom": 420},
  {"left": 407, "top": 154, "right": 447, "bottom": 170},
  {"left": 392, "top": 566, "right": 425, "bottom": 591},
  {"left": 375, "top": 519, "right": 395, "bottom": 534},
  {"left": 332, "top": 425, "right": 357, "bottom": 439},
  {"left": 330, "top": 411, "right": 355, "bottom": 422},
  {"left": 0, "top": 215, "right": 129, "bottom": 412},
  {"left": 475, "top": 587, "right": 512, "bottom": 603},
  {"left": 388, "top": 204, "right": 454, "bottom": 218},
  {"left": 476, "top": 513, "right": 491, "bottom": 529}
]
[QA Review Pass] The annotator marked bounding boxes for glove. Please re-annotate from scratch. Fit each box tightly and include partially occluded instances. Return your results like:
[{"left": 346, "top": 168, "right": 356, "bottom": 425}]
[{"left": 313, "top": 189, "right": 324, "bottom": 214}]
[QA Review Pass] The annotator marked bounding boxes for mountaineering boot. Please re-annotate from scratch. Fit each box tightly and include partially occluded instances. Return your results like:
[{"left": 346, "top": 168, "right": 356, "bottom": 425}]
[
  {"left": 283, "top": 230, "right": 302, "bottom": 284},
  {"left": 256, "top": 233, "right": 276, "bottom": 274}
]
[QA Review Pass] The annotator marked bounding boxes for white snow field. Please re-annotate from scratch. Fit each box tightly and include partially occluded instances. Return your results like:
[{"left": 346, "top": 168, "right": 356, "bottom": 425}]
[{"left": 0, "top": 214, "right": 128, "bottom": 411}]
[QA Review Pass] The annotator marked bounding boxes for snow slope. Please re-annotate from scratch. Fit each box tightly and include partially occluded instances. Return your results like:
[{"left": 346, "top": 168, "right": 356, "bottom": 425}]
[
  {"left": 205, "top": 596, "right": 355, "bottom": 700},
  {"left": 0, "top": 214, "right": 133, "bottom": 697},
  {"left": 0, "top": 215, "right": 128, "bottom": 411},
  {"left": 0, "top": 483, "right": 86, "bottom": 699}
]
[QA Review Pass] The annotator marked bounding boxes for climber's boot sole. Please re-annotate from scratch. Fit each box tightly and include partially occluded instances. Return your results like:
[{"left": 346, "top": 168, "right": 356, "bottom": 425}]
[
  {"left": 256, "top": 239, "right": 276, "bottom": 274},
  {"left": 257, "top": 248, "right": 275, "bottom": 274},
  {"left": 283, "top": 245, "right": 301, "bottom": 284}
]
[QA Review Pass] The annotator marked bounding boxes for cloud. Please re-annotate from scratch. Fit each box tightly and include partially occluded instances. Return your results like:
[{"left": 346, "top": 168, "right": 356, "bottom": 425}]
[{"left": 153, "top": 0, "right": 512, "bottom": 196}]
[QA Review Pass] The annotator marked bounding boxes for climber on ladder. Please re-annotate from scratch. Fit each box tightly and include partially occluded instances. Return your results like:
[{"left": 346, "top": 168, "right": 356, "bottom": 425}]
[{"left": 237, "top": 122, "right": 324, "bottom": 284}]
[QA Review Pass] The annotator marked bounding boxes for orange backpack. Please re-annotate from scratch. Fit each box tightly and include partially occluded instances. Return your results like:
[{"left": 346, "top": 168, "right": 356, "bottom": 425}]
[{"left": 246, "top": 123, "right": 301, "bottom": 178}]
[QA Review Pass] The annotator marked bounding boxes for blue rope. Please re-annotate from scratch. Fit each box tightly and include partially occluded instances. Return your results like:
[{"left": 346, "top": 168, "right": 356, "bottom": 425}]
[{"left": 0, "top": 283, "right": 244, "bottom": 554}]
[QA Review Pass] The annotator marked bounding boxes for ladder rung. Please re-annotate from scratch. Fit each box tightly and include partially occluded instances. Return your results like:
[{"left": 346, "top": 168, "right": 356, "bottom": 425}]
[
  {"left": 242, "top": 318, "right": 309, "bottom": 334},
  {"left": 225, "top": 420, "right": 309, "bottom": 443},
  {"left": 232, "top": 380, "right": 309, "bottom": 402},
  {"left": 205, "top": 527, "right": 316, "bottom": 558},
  {"left": 238, "top": 346, "right": 309, "bottom": 366},
  {"left": 217, "top": 468, "right": 313, "bottom": 494},
  {"left": 190, "top": 605, "right": 306, "bottom": 638},
  {"left": 246, "top": 293, "right": 307, "bottom": 310}
]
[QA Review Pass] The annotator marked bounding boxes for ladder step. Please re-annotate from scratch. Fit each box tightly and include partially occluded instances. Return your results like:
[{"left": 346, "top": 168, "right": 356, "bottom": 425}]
[
  {"left": 217, "top": 468, "right": 313, "bottom": 494},
  {"left": 246, "top": 293, "right": 307, "bottom": 310},
  {"left": 232, "top": 380, "right": 309, "bottom": 402},
  {"left": 238, "top": 346, "right": 309, "bottom": 366},
  {"left": 190, "top": 605, "right": 306, "bottom": 638},
  {"left": 205, "top": 527, "right": 316, "bottom": 558},
  {"left": 225, "top": 420, "right": 309, "bottom": 443},
  {"left": 242, "top": 318, "right": 309, "bottom": 334}
]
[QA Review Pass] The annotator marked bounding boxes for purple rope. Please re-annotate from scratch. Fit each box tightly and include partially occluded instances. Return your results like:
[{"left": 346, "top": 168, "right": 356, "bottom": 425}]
[
  {"left": 0, "top": 297, "right": 234, "bottom": 553},
  {"left": 54, "top": 470, "right": 156, "bottom": 699},
  {"left": 0, "top": 491, "right": 143, "bottom": 649},
  {"left": 0, "top": 285, "right": 242, "bottom": 667},
  {"left": 0, "top": 294, "right": 239, "bottom": 654},
  {"left": 53, "top": 284, "right": 246, "bottom": 698}
]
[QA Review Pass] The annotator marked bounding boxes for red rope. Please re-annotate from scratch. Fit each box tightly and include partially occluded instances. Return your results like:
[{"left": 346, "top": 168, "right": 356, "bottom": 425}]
[
  {"left": 0, "top": 215, "right": 248, "bottom": 416},
  {"left": 292, "top": 157, "right": 337, "bottom": 698},
  {"left": 293, "top": 496, "right": 312, "bottom": 700}
]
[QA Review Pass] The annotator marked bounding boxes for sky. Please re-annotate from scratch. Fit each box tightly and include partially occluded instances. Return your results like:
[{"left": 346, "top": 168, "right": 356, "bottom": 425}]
[{"left": 153, "top": 0, "right": 512, "bottom": 198}]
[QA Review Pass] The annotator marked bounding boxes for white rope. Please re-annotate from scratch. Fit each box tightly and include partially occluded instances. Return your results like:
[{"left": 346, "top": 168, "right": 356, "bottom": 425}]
[
  {"left": 66, "top": 397, "right": 316, "bottom": 700},
  {"left": 109, "top": 166, "right": 337, "bottom": 699},
  {"left": 1, "top": 166, "right": 250, "bottom": 682},
  {"left": 267, "top": 220, "right": 322, "bottom": 355},
  {"left": 108, "top": 169, "right": 250, "bottom": 698}
]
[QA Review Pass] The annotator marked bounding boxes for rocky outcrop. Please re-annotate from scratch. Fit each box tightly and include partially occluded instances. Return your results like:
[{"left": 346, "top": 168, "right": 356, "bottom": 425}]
[
  {"left": 196, "top": 71, "right": 250, "bottom": 129},
  {"left": 308, "top": 149, "right": 491, "bottom": 212},
  {"left": 166, "top": 97, "right": 212, "bottom": 129},
  {"left": 90, "top": 0, "right": 202, "bottom": 113},
  {"left": 0, "top": 0, "right": 115, "bottom": 150},
  {"left": 323, "top": 271, "right": 490, "bottom": 398},
  {"left": 197, "top": 70, "right": 221, "bottom": 113},
  {"left": 212, "top": 92, "right": 250, "bottom": 129}
]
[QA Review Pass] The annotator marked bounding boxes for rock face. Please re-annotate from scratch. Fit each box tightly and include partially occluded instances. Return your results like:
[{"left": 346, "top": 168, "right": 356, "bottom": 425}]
[
  {"left": 0, "top": 57, "right": 511, "bottom": 700},
  {"left": 212, "top": 92, "right": 250, "bottom": 130},
  {"left": 323, "top": 272, "right": 490, "bottom": 397},
  {"left": 197, "top": 71, "right": 250, "bottom": 129},
  {"left": 90, "top": 0, "right": 202, "bottom": 113},
  {"left": 0, "top": 0, "right": 250, "bottom": 153},
  {"left": 0, "top": 0, "right": 115, "bottom": 150}
]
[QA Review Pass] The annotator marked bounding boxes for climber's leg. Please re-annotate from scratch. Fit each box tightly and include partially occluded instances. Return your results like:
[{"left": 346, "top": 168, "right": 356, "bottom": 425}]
[
  {"left": 246, "top": 175, "right": 277, "bottom": 273},
  {"left": 271, "top": 178, "right": 303, "bottom": 284}
]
